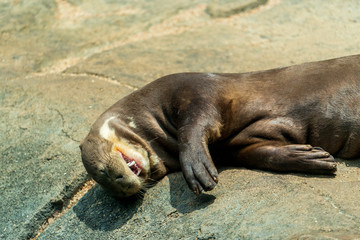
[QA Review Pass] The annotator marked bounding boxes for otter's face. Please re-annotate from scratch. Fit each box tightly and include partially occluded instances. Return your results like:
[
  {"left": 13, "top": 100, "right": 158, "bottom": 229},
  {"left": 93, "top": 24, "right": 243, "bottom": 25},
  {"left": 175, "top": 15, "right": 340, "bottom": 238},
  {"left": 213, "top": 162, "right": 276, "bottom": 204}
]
[{"left": 80, "top": 134, "right": 152, "bottom": 198}]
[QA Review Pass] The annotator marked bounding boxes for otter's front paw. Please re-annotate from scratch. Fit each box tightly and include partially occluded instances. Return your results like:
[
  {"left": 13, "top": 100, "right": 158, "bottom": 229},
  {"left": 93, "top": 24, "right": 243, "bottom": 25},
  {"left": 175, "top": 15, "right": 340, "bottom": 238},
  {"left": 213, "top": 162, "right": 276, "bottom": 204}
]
[{"left": 180, "top": 149, "right": 218, "bottom": 195}]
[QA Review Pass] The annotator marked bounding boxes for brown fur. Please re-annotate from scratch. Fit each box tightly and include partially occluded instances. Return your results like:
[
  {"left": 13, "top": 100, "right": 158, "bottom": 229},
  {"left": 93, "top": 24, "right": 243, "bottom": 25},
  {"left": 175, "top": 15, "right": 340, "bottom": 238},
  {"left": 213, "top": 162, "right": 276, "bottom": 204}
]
[{"left": 81, "top": 54, "right": 360, "bottom": 197}]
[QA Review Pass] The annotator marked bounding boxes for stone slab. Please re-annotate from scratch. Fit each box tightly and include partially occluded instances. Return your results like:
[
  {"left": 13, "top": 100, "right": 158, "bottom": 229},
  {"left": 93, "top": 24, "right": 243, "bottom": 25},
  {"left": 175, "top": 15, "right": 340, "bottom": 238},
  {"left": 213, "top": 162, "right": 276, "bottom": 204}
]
[
  {"left": 65, "top": 0, "right": 360, "bottom": 86},
  {"left": 1, "top": 0, "right": 238, "bottom": 79},
  {"left": 39, "top": 162, "right": 360, "bottom": 239},
  {"left": 0, "top": 74, "right": 132, "bottom": 239}
]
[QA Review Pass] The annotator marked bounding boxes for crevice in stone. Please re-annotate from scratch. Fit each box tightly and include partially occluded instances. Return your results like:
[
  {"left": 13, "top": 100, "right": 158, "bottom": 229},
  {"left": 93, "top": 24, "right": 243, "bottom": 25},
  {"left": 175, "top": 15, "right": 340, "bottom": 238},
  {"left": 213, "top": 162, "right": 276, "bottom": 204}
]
[
  {"left": 320, "top": 193, "right": 359, "bottom": 223},
  {"left": 306, "top": 183, "right": 359, "bottom": 225},
  {"left": 40, "top": 5, "right": 208, "bottom": 75},
  {"left": 206, "top": 0, "right": 268, "bottom": 18},
  {"left": 60, "top": 72, "right": 139, "bottom": 90},
  {"left": 21, "top": 0, "right": 279, "bottom": 78},
  {"left": 52, "top": 108, "right": 80, "bottom": 143},
  {"left": 28, "top": 174, "right": 96, "bottom": 240},
  {"left": 167, "top": 210, "right": 181, "bottom": 219}
]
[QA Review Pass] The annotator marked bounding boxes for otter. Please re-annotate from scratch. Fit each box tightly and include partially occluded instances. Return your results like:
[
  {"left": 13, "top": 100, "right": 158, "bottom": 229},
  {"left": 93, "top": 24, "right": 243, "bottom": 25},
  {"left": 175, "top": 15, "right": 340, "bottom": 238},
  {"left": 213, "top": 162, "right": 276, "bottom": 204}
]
[{"left": 80, "top": 54, "right": 360, "bottom": 198}]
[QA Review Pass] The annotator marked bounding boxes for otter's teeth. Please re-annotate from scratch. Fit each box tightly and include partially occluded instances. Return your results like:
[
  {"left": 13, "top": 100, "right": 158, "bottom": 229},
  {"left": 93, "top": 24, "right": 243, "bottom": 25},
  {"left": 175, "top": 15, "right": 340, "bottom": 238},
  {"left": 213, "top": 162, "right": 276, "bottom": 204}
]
[
  {"left": 127, "top": 161, "right": 135, "bottom": 167},
  {"left": 136, "top": 170, "right": 141, "bottom": 176}
]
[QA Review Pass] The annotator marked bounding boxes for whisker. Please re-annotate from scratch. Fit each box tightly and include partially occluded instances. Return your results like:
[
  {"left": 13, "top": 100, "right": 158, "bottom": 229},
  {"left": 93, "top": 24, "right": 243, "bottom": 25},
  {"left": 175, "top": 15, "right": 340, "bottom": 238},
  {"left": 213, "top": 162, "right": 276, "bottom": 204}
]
[
  {"left": 147, "top": 136, "right": 159, "bottom": 143},
  {"left": 143, "top": 178, "right": 159, "bottom": 191},
  {"left": 149, "top": 168, "right": 161, "bottom": 176},
  {"left": 147, "top": 177, "right": 159, "bottom": 184},
  {"left": 136, "top": 190, "right": 145, "bottom": 199}
]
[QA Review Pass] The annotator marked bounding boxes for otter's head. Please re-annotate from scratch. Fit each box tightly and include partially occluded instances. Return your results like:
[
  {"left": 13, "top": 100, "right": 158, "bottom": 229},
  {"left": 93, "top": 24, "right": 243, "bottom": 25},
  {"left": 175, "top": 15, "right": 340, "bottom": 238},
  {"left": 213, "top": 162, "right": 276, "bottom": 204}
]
[{"left": 80, "top": 116, "right": 154, "bottom": 198}]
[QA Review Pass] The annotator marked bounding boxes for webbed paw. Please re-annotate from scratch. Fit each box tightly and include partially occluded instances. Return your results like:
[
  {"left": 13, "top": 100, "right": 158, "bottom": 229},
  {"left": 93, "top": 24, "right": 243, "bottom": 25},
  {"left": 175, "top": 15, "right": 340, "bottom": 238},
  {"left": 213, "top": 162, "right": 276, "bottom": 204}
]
[{"left": 180, "top": 148, "right": 218, "bottom": 195}]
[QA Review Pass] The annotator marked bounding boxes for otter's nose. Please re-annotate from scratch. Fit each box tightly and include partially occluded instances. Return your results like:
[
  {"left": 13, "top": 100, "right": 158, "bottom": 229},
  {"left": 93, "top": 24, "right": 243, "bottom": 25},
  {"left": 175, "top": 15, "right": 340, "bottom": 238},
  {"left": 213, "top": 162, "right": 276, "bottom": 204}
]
[
  {"left": 115, "top": 174, "right": 123, "bottom": 180},
  {"left": 114, "top": 174, "right": 135, "bottom": 189}
]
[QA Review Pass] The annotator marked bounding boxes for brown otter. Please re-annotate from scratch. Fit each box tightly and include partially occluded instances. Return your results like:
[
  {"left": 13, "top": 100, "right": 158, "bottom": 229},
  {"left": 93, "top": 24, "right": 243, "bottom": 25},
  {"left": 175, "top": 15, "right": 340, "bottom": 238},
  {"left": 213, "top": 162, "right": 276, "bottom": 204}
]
[{"left": 80, "top": 54, "right": 360, "bottom": 198}]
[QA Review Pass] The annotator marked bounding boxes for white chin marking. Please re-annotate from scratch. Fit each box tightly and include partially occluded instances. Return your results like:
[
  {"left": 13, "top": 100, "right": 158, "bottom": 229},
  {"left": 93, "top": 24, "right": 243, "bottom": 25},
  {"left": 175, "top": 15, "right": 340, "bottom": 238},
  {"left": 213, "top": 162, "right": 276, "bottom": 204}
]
[
  {"left": 207, "top": 73, "right": 217, "bottom": 78},
  {"left": 129, "top": 121, "right": 136, "bottom": 128},
  {"left": 99, "top": 116, "right": 116, "bottom": 140},
  {"left": 127, "top": 116, "right": 137, "bottom": 128},
  {"left": 99, "top": 116, "right": 151, "bottom": 173}
]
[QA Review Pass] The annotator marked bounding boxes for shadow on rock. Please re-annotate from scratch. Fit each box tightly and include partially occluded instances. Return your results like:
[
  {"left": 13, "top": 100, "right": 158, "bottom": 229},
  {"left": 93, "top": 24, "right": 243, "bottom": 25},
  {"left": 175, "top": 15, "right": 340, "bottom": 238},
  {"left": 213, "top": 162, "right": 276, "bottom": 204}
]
[
  {"left": 73, "top": 185, "right": 142, "bottom": 231},
  {"left": 341, "top": 159, "right": 360, "bottom": 168},
  {"left": 167, "top": 173, "right": 216, "bottom": 214}
]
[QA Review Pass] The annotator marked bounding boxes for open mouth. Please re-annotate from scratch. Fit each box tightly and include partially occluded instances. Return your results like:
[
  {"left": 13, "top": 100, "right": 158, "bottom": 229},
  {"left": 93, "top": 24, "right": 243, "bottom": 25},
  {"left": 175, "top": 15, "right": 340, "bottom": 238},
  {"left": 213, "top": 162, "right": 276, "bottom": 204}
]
[{"left": 115, "top": 148, "right": 142, "bottom": 176}]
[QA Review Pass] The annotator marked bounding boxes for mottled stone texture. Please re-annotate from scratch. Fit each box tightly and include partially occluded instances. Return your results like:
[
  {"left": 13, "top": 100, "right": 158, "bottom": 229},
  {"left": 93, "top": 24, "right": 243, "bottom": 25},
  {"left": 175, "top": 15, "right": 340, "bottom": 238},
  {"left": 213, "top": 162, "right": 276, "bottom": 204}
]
[{"left": 1, "top": 0, "right": 360, "bottom": 239}]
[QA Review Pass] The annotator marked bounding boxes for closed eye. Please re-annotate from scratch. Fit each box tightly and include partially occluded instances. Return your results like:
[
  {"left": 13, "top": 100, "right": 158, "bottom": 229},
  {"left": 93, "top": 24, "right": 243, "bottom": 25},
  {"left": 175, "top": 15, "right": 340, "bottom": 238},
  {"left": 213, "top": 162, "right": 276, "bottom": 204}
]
[{"left": 99, "top": 169, "right": 108, "bottom": 176}]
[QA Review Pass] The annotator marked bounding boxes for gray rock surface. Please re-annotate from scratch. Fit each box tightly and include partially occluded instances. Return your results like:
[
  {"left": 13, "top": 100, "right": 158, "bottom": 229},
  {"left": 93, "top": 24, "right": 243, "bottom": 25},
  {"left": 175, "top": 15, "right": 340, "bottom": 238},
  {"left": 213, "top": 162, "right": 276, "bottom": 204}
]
[
  {"left": 39, "top": 165, "right": 360, "bottom": 239},
  {"left": 1, "top": 0, "right": 360, "bottom": 239},
  {"left": 0, "top": 75, "right": 133, "bottom": 239}
]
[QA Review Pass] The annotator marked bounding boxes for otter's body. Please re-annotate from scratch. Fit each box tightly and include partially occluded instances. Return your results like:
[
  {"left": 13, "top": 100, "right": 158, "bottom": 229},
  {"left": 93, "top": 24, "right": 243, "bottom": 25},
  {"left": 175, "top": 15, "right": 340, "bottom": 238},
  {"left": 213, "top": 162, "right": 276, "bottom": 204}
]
[{"left": 81, "top": 54, "right": 360, "bottom": 197}]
